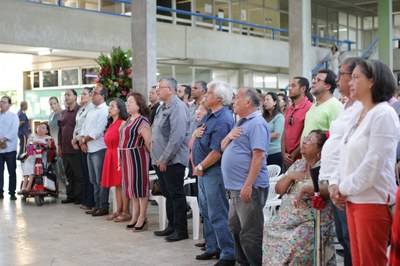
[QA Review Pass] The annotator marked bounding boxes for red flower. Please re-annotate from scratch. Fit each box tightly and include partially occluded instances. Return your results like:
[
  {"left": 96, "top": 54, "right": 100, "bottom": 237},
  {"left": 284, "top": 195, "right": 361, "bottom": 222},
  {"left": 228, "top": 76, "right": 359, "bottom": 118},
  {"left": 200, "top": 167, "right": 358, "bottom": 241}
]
[
  {"left": 325, "top": 131, "right": 330, "bottom": 139},
  {"left": 311, "top": 195, "right": 326, "bottom": 210}
]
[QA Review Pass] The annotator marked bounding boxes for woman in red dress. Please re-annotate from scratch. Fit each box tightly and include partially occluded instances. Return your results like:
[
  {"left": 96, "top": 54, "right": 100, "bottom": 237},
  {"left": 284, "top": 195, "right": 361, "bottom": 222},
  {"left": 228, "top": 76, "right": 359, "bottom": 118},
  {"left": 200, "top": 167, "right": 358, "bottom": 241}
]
[
  {"left": 119, "top": 92, "right": 151, "bottom": 232},
  {"left": 101, "top": 98, "right": 131, "bottom": 222}
]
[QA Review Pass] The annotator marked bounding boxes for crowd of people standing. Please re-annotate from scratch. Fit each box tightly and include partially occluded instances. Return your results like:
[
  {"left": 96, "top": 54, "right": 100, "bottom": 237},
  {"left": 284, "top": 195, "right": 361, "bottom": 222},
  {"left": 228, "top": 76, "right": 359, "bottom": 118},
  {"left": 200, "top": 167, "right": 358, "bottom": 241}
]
[{"left": 0, "top": 57, "right": 400, "bottom": 265}]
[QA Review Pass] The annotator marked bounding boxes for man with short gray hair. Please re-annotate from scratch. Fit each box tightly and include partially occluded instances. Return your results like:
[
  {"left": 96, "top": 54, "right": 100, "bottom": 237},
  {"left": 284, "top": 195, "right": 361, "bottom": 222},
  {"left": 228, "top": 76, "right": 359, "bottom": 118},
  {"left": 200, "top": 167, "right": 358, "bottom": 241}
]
[
  {"left": 221, "top": 87, "right": 270, "bottom": 266},
  {"left": 192, "top": 81, "right": 235, "bottom": 265},
  {"left": 151, "top": 77, "right": 191, "bottom": 242}
]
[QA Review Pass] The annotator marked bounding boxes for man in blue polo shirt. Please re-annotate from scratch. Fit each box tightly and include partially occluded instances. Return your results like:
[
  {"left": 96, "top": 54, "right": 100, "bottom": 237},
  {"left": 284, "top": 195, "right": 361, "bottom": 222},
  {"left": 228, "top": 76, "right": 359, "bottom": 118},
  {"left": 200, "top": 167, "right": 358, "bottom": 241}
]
[
  {"left": 221, "top": 87, "right": 270, "bottom": 266},
  {"left": 192, "top": 81, "right": 235, "bottom": 266}
]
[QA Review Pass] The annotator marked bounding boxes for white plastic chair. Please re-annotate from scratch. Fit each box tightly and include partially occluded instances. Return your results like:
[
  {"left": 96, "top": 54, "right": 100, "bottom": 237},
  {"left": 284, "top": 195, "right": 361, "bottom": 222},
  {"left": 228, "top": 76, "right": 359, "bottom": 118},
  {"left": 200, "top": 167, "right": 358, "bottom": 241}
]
[
  {"left": 267, "top": 164, "right": 281, "bottom": 180},
  {"left": 263, "top": 181, "right": 282, "bottom": 223},
  {"left": 270, "top": 173, "right": 284, "bottom": 183},
  {"left": 184, "top": 176, "right": 200, "bottom": 240},
  {"left": 148, "top": 170, "right": 167, "bottom": 230},
  {"left": 148, "top": 168, "right": 189, "bottom": 231}
]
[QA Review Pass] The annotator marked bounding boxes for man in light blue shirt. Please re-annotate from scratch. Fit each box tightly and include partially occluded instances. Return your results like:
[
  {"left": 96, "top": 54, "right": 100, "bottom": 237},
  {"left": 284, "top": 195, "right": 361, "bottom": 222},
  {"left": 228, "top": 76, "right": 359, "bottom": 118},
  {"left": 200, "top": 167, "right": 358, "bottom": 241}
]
[
  {"left": 192, "top": 81, "right": 235, "bottom": 265},
  {"left": 221, "top": 88, "right": 269, "bottom": 266},
  {"left": 0, "top": 96, "right": 19, "bottom": 200}
]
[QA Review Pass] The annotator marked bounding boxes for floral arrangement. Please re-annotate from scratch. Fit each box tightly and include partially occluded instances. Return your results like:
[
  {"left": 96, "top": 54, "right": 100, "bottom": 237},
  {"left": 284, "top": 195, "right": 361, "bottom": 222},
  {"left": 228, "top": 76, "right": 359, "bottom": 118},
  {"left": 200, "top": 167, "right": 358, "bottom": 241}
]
[
  {"left": 95, "top": 47, "right": 132, "bottom": 101},
  {"left": 311, "top": 195, "right": 326, "bottom": 210}
]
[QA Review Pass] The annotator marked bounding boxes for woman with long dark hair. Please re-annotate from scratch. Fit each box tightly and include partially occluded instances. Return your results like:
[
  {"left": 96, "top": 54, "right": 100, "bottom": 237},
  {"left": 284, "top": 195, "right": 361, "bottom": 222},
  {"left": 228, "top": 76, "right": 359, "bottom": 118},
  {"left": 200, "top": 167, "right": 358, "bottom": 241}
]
[
  {"left": 101, "top": 98, "right": 131, "bottom": 222},
  {"left": 262, "top": 92, "right": 284, "bottom": 169}
]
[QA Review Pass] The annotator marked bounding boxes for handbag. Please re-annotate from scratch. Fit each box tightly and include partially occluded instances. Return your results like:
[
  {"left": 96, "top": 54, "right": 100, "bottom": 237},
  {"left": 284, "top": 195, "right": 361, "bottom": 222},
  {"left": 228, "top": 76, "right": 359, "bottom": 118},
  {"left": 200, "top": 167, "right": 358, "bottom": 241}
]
[{"left": 43, "top": 175, "right": 56, "bottom": 191}]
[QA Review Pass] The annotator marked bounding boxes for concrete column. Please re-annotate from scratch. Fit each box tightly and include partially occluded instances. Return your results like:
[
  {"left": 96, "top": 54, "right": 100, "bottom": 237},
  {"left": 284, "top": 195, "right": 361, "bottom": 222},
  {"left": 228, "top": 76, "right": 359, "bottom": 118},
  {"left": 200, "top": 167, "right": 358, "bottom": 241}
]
[
  {"left": 288, "top": 0, "right": 312, "bottom": 80},
  {"left": 378, "top": 0, "right": 393, "bottom": 70},
  {"left": 131, "top": 1, "right": 157, "bottom": 98}
]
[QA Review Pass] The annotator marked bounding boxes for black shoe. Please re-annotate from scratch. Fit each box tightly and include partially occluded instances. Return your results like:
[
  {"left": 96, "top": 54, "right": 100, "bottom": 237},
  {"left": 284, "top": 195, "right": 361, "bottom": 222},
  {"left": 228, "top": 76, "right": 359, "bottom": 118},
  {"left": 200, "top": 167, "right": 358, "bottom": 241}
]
[
  {"left": 214, "top": 259, "right": 236, "bottom": 266},
  {"left": 196, "top": 251, "right": 220, "bottom": 260},
  {"left": 195, "top": 242, "right": 206, "bottom": 248},
  {"left": 133, "top": 219, "right": 148, "bottom": 232},
  {"left": 74, "top": 200, "right": 82, "bottom": 205},
  {"left": 201, "top": 247, "right": 206, "bottom": 251},
  {"left": 61, "top": 198, "right": 75, "bottom": 204},
  {"left": 85, "top": 208, "right": 99, "bottom": 215},
  {"left": 154, "top": 227, "right": 175, "bottom": 237},
  {"left": 0, "top": 195, "right": 3, "bottom": 199},
  {"left": 126, "top": 221, "right": 137, "bottom": 229},
  {"left": 165, "top": 232, "right": 189, "bottom": 242},
  {"left": 92, "top": 208, "right": 109, "bottom": 217},
  {"left": 10, "top": 195, "right": 17, "bottom": 200}
]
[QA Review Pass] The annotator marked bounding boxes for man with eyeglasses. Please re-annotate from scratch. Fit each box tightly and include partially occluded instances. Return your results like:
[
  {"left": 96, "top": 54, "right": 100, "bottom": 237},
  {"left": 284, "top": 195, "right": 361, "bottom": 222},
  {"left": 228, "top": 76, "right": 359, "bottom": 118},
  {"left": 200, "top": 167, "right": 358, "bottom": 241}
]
[
  {"left": 320, "top": 57, "right": 362, "bottom": 266},
  {"left": 151, "top": 77, "right": 191, "bottom": 242},
  {"left": 281, "top": 77, "right": 312, "bottom": 171},
  {"left": 0, "top": 96, "right": 19, "bottom": 200},
  {"left": 80, "top": 84, "right": 109, "bottom": 216},
  {"left": 301, "top": 69, "right": 342, "bottom": 142}
]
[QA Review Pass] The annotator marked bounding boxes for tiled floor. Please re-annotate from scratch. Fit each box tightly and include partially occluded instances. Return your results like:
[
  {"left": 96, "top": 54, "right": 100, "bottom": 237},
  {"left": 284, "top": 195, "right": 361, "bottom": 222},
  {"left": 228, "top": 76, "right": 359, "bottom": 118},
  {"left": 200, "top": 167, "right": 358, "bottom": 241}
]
[{"left": 0, "top": 162, "right": 344, "bottom": 266}]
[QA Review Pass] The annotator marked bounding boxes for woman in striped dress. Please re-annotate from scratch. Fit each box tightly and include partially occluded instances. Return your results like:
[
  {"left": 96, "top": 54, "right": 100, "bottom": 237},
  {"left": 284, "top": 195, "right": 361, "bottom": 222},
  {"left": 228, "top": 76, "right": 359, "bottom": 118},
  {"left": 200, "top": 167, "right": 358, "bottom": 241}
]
[{"left": 119, "top": 92, "right": 151, "bottom": 232}]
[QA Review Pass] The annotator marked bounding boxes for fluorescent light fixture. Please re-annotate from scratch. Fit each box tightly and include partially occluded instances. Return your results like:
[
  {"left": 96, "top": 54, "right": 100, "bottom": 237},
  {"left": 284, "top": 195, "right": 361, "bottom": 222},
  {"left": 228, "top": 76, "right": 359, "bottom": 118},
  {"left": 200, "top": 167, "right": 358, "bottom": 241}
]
[{"left": 37, "top": 49, "right": 52, "bottom": 56}]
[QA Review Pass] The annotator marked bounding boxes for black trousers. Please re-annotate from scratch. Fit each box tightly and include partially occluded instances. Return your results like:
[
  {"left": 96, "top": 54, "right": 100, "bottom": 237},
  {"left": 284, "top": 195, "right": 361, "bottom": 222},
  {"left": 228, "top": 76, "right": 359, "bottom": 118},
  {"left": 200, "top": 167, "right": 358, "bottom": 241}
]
[
  {"left": 154, "top": 163, "right": 188, "bottom": 234},
  {"left": 62, "top": 153, "right": 84, "bottom": 201}
]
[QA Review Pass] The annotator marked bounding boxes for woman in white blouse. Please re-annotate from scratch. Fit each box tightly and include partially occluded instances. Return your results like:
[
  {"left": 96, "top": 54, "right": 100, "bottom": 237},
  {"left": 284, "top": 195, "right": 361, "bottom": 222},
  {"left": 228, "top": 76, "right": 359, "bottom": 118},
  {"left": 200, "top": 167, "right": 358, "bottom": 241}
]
[{"left": 329, "top": 59, "right": 399, "bottom": 265}]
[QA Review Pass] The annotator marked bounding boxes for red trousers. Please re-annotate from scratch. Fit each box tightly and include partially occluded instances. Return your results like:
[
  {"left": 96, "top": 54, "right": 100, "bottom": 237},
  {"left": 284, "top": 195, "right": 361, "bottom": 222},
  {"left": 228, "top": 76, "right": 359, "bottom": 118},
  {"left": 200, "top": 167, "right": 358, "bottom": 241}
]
[{"left": 346, "top": 201, "right": 391, "bottom": 266}]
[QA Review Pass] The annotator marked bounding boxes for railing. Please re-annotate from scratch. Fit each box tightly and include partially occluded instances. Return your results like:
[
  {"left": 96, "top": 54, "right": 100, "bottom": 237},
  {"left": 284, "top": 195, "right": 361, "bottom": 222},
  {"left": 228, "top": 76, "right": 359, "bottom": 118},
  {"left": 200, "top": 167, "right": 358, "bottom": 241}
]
[
  {"left": 311, "top": 35, "right": 355, "bottom": 51},
  {"left": 360, "top": 37, "right": 400, "bottom": 59},
  {"left": 361, "top": 37, "right": 379, "bottom": 59},
  {"left": 156, "top": 6, "right": 288, "bottom": 41},
  {"left": 21, "top": 0, "right": 354, "bottom": 49},
  {"left": 311, "top": 42, "right": 346, "bottom": 76}
]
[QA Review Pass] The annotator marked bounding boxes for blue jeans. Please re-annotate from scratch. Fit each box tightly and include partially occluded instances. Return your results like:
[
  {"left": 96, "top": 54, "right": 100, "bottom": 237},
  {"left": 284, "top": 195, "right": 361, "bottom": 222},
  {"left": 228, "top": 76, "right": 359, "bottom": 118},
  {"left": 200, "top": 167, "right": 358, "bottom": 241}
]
[
  {"left": 87, "top": 149, "right": 109, "bottom": 209},
  {"left": 79, "top": 150, "right": 94, "bottom": 208},
  {"left": 0, "top": 151, "right": 17, "bottom": 196},
  {"left": 154, "top": 163, "right": 188, "bottom": 234},
  {"left": 228, "top": 187, "right": 268, "bottom": 266},
  {"left": 198, "top": 165, "right": 234, "bottom": 260},
  {"left": 333, "top": 205, "right": 352, "bottom": 266}
]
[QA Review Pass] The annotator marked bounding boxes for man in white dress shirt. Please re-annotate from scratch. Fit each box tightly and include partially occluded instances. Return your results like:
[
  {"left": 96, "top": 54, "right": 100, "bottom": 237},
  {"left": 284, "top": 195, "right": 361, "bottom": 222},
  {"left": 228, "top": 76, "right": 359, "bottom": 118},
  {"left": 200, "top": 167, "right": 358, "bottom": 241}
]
[
  {"left": 80, "top": 85, "right": 109, "bottom": 216},
  {"left": 0, "top": 96, "right": 19, "bottom": 200}
]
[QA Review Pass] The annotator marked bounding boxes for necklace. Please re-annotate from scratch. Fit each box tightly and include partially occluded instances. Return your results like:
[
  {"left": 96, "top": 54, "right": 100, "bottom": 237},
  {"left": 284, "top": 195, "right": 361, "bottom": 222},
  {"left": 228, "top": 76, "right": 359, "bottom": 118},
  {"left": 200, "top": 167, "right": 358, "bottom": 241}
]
[{"left": 344, "top": 108, "right": 369, "bottom": 144}]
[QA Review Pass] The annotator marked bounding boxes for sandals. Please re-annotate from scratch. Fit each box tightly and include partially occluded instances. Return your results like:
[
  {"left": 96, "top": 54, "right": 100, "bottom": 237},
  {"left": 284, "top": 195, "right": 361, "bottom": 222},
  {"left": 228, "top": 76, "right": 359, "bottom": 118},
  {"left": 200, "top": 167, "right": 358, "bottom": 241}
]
[
  {"left": 114, "top": 213, "right": 132, "bottom": 222},
  {"left": 106, "top": 212, "right": 121, "bottom": 221}
]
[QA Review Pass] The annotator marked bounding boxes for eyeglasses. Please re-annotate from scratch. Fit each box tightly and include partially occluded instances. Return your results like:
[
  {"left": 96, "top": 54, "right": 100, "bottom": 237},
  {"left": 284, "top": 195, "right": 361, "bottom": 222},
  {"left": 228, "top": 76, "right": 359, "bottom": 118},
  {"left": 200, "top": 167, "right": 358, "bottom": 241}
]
[
  {"left": 303, "top": 136, "right": 317, "bottom": 145},
  {"left": 288, "top": 112, "right": 294, "bottom": 126},
  {"left": 337, "top": 71, "right": 352, "bottom": 78},
  {"left": 312, "top": 77, "right": 326, "bottom": 83},
  {"left": 156, "top": 85, "right": 170, "bottom": 90},
  {"left": 91, "top": 91, "right": 101, "bottom": 96},
  {"left": 0, "top": 100, "right": 9, "bottom": 104}
]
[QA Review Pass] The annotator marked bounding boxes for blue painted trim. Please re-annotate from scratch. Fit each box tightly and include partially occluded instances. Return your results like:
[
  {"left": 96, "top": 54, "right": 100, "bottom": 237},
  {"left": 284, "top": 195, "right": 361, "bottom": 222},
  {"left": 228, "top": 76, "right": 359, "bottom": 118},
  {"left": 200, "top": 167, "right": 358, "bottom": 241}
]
[{"left": 361, "top": 37, "right": 378, "bottom": 59}]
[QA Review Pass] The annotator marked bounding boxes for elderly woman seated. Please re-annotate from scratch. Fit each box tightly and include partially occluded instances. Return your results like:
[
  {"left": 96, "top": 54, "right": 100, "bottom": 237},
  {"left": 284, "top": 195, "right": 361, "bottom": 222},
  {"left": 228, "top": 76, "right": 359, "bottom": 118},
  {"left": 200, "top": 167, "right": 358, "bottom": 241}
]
[{"left": 262, "top": 129, "right": 336, "bottom": 265}]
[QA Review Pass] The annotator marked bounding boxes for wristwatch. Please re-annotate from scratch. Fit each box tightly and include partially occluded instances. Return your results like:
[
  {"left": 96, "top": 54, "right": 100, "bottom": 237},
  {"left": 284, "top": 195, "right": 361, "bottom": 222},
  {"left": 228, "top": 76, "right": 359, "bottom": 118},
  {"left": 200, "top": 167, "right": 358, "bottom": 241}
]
[{"left": 196, "top": 164, "right": 203, "bottom": 171}]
